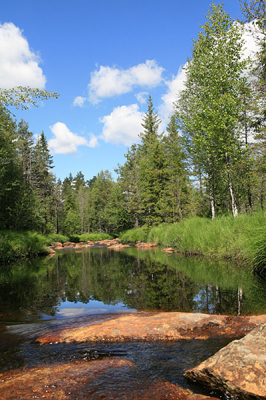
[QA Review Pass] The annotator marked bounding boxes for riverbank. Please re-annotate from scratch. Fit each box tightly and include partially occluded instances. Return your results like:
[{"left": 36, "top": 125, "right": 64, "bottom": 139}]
[
  {"left": 120, "top": 211, "right": 266, "bottom": 274},
  {"left": 2, "top": 211, "right": 266, "bottom": 273},
  {"left": 0, "top": 231, "right": 112, "bottom": 263},
  {"left": 2, "top": 312, "right": 265, "bottom": 399}
]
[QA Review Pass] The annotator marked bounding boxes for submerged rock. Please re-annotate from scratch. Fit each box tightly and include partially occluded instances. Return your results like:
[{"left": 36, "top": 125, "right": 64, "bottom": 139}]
[
  {"left": 0, "top": 357, "right": 218, "bottom": 399},
  {"left": 184, "top": 322, "right": 266, "bottom": 399}
]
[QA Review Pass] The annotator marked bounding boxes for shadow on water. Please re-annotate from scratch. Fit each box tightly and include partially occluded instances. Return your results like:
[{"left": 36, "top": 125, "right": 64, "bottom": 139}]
[{"left": 0, "top": 247, "right": 265, "bottom": 398}]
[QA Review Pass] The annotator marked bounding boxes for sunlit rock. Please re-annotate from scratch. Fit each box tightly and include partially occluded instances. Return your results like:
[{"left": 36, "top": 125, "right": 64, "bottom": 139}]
[
  {"left": 184, "top": 322, "right": 266, "bottom": 399},
  {"left": 162, "top": 248, "right": 176, "bottom": 253},
  {"left": 135, "top": 242, "right": 158, "bottom": 248},
  {"left": 36, "top": 312, "right": 266, "bottom": 344}
]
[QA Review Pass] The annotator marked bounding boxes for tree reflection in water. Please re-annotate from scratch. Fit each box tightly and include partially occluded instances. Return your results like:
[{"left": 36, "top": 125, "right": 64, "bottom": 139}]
[{"left": 0, "top": 247, "right": 266, "bottom": 323}]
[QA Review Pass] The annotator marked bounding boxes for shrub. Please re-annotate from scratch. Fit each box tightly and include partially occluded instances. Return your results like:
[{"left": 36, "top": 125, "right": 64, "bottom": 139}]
[{"left": 119, "top": 228, "right": 148, "bottom": 243}]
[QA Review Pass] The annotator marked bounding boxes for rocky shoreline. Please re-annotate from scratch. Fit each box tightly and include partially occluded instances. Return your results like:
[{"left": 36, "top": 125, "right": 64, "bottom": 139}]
[{"left": 1, "top": 311, "right": 265, "bottom": 399}]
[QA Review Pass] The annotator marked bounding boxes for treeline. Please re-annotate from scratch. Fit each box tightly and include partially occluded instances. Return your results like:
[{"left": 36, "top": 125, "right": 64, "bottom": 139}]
[{"left": 1, "top": 1, "right": 266, "bottom": 237}]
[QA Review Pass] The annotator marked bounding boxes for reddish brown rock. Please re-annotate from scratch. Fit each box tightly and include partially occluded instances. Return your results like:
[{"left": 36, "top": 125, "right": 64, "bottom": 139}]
[
  {"left": 162, "top": 247, "right": 176, "bottom": 253},
  {"left": 185, "top": 322, "right": 266, "bottom": 399},
  {"left": 62, "top": 241, "right": 75, "bottom": 248},
  {"left": 96, "top": 239, "right": 121, "bottom": 246},
  {"left": 46, "top": 246, "right": 56, "bottom": 254},
  {"left": 0, "top": 357, "right": 217, "bottom": 400},
  {"left": 36, "top": 312, "right": 266, "bottom": 345},
  {"left": 135, "top": 242, "right": 158, "bottom": 248},
  {"left": 51, "top": 242, "right": 63, "bottom": 247},
  {"left": 108, "top": 243, "right": 131, "bottom": 250}
]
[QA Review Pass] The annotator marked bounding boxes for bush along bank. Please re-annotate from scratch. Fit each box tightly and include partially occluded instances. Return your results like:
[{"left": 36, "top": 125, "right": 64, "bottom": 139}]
[
  {"left": 0, "top": 231, "right": 113, "bottom": 263},
  {"left": 121, "top": 212, "right": 266, "bottom": 274}
]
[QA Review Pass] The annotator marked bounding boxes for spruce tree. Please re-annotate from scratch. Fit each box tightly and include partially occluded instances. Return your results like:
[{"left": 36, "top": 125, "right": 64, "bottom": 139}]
[{"left": 138, "top": 96, "right": 167, "bottom": 226}]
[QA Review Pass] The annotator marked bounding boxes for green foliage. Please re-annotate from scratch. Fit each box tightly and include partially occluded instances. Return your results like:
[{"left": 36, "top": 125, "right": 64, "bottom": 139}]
[
  {"left": 44, "top": 233, "right": 69, "bottom": 245},
  {"left": 176, "top": 4, "right": 251, "bottom": 218},
  {"left": 0, "top": 231, "right": 48, "bottom": 262},
  {"left": 146, "top": 211, "right": 266, "bottom": 272},
  {"left": 79, "top": 232, "right": 112, "bottom": 241},
  {"left": 119, "top": 228, "right": 148, "bottom": 243},
  {"left": 0, "top": 86, "right": 59, "bottom": 111}
]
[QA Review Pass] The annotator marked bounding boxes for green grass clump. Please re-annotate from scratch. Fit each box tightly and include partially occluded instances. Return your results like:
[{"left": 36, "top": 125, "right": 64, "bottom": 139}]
[
  {"left": 126, "top": 211, "right": 266, "bottom": 273},
  {"left": 119, "top": 228, "right": 148, "bottom": 243},
  {"left": 79, "top": 233, "right": 112, "bottom": 242},
  {"left": 43, "top": 233, "right": 70, "bottom": 245},
  {"left": 0, "top": 231, "right": 48, "bottom": 263}
]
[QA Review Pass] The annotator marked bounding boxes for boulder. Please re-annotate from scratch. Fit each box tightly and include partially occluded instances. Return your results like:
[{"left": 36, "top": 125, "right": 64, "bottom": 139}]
[
  {"left": 62, "top": 241, "right": 75, "bottom": 247},
  {"left": 96, "top": 239, "right": 121, "bottom": 246},
  {"left": 51, "top": 242, "right": 62, "bottom": 247},
  {"left": 46, "top": 247, "right": 56, "bottom": 254},
  {"left": 108, "top": 243, "right": 131, "bottom": 250},
  {"left": 184, "top": 322, "right": 266, "bottom": 399},
  {"left": 162, "top": 247, "right": 176, "bottom": 253},
  {"left": 135, "top": 242, "right": 158, "bottom": 248}
]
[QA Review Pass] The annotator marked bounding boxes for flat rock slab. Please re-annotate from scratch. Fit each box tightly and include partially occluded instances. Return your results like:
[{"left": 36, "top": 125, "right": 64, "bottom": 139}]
[
  {"left": 36, "top": 312, "right": 266, "bottom": 344},
  {"left": 0, "top": 357, "right": 217, "bottom": 400},
  {"left": 185, "top": 322, "right": 266, "bottom": 399}
]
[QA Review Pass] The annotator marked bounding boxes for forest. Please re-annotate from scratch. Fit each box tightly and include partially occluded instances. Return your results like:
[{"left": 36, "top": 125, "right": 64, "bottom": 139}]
[{"left": 1, "top": 2, "right": 266, "bottom": 265}]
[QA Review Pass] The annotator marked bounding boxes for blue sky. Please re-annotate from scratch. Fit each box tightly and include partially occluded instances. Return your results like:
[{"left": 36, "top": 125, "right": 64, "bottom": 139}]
[{"left": 1, "top": 0, "right": 244, "bottom": 182}]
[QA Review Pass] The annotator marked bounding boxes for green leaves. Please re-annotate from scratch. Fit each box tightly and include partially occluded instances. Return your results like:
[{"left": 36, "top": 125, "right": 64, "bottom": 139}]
[
  {"left": 0, "top": 86, "right": 59, "bottom": 110},
  {"left": 176, "top": 4, "right": 251, "bottom": 218}
]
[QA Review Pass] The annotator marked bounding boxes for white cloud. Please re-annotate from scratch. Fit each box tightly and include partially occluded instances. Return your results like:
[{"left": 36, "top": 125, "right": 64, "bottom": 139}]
[
  {"left": 239, "top": 21, "right": 262, "bottom": 61},
  {"left": 100, "top": 104, "right": 143, "bottom": 146},
  {"left": 135, "top": 91, "right": 148, "bottom": 104},
  {"left": 73, "top": 96, "right": 86, "bottom": 107},
  {"left": 159, "top": 22, "right": 262, "bottom": 126},
  {"left": 49, "top": 122, "right": 98, "bottom": 155},
  {"left": 87, "top": 133, "right": 99, "bottom": 148},
  {"left": 88, "top": 60, "right": 164, "bottom": 104},
  {"left": 0, "top": 22, "right": 46, "bottom": 89},
  {"left": 159, "top": 67, "right": 187, "bottom": 124}
]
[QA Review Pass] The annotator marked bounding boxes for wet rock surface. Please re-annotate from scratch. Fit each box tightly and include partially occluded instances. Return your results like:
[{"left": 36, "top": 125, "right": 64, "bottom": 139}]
[
  {"left": 0, "top": 357, "right": 218, "bottom": 400},
  {"left": 185, "top": 322, "right": 266, "bottom": 399},
  {"left": 2, "top": 312, "right": 266, "bottom": 399},
  {"left": 36, "top": 312, "right": 266, "bottom": 344}
]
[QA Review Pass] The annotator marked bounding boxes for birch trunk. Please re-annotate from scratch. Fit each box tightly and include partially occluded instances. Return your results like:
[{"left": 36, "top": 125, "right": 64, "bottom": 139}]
[{"left": 225, "top": 152, "right": 238, "bottom": 218}]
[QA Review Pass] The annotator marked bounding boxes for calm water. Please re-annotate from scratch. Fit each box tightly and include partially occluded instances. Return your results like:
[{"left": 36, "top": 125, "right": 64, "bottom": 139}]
[
  {"left": 1, "top": 246, "right": 266, "bottom": 323},
  {"left": 1, "top": 246, "right": 266, "bottom": 398}
]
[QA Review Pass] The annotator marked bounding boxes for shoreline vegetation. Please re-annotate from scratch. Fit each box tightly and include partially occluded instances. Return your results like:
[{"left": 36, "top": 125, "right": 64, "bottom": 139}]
[{"left": 1, "top": 211, "right": 266, "bottom": 275}]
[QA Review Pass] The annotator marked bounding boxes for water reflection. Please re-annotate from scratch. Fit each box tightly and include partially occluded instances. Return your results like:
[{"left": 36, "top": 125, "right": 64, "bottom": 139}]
[{"left": 0, "top": 247, "right": 266, "bottom": 322}]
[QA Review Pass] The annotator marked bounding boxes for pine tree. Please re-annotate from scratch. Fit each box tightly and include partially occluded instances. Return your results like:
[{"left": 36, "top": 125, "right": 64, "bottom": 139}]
[
  {"left": 116, "top": 144, "right": 142, "bottom": 228},
  {"left": 138, "top": 96, "right": 168, "bottom": 226},
  {"left": 16, "top": 119, "right": 34, "bottom": 184},
  {"left": 162, "top": 115, "right": 192, "bottom": 222},
  {"left": 0, "top": 107, "right": 22, "bottom": 229},
  {"left": 32, "top": 132, "right": 55, "bottom": 232}
]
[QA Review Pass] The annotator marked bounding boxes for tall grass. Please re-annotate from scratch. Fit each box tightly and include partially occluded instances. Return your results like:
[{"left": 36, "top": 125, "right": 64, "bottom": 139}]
[{"left": 145, "top": 211, "right": 266, "bottom": 272}]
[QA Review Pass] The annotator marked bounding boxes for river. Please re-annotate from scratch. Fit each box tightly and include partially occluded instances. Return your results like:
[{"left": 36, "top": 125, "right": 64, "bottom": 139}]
[{"left": 1, "top": 245, "right": 266, "bottom": 398}]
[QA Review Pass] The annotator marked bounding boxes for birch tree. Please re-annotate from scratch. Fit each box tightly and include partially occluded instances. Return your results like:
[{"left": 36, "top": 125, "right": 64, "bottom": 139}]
[{"left": 176, "top": 4, "right": 251, "bottom": 218}]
